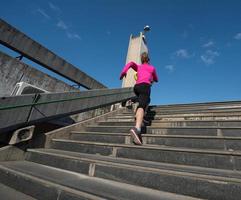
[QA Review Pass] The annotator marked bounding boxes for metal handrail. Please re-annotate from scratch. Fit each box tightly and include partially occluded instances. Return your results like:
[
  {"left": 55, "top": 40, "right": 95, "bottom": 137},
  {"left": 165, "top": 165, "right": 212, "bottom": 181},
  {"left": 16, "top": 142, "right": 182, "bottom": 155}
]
[{"left": 0, "top": 91, "right": 132, "bottom": 111}]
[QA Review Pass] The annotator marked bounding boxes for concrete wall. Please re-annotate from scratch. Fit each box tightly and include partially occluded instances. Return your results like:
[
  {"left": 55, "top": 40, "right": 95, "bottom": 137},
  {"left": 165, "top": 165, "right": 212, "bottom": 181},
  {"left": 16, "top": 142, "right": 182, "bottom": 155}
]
[
  {"left": 0, "top": 87, "right": 135, "bottom": 132},
  {"left": 0, "top": 19, "right": 106, "bottom": 89},
  {"left": 0, "top": 51, "right": 115, "bottom": 127},
  {"left": 0, "top": 51, "right": 78, "bottom": 96},
  {"left": 122, "top": 32, "right": 148, "bottom": 87}
]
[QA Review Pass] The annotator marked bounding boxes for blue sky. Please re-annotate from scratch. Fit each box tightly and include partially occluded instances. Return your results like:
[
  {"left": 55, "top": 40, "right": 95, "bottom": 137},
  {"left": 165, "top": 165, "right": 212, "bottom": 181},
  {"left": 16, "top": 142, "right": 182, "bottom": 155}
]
[{"left": 1, "top": 0, "right": 241, "bottom": 105}]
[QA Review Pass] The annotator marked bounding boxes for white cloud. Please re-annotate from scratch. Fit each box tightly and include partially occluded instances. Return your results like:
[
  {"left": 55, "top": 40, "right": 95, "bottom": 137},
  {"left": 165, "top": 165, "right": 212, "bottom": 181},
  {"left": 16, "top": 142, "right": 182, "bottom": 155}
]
[
  {"left": 202, "top": 41, "right": 214, "bottom": 48},
  {"left": 234, "top": 33, "right": 241, "bottom": 40},
  {"left": 34, "top": 4, "right": 80, "bottom": 41},
  {"left": 66, "top": 32, "right": 81, "bottom": 40},
  {"left": 57, "top": 20, "right": 68, "bottom": 30},
  {"left": 36, "top": 8, "right": 50, "bottom": 19},
  {"left": 56, "top": 19, "right": 81, "bottom": 40},
  {"left": 201, "top": 50, "right": 219, "bottom": 65},
  {"left": 175, "top": 49, "right": 192, "bottom": 59},
  {"left": 165, "top": 65, "right": 174, "bottom": 72},
  {"left": 48, "top": 2, "right": 61, "bottom": 13}
]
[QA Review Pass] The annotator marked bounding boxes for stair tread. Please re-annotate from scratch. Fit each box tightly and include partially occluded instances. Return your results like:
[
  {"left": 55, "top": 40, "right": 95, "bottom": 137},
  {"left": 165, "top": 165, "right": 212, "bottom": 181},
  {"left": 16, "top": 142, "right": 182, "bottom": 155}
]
[
  {"left": 121, "top": 112, "right": 241, "bottom": 116},
  {"left": 86, "top": 125, "right": 241, "bottom": 129},
  {"left": 28, "top": 148, "right": 241, "bottom": 181},
  {"left": 0, "top": 183, "right": 36, "bottom": 200},
  {"left": 3, "top": 100, "right": 241, "bottom": 200},
  {"left": 102, "top": 119, "right": 241, "bottom": 122},
  {"left": 71, "top": 131, "right": 241, "bottom": 139},
  {"left": 52, "top": 138, "right": 241, "bottom": 155},
  {"left": 0, "top": 161, "right": 202, "bottom": 200},
  {"left": 124, "top": 108, "right": 241, "bottom": 112},
  {"left": 150, "top": 101, "right": 241, "bottom": 107}
]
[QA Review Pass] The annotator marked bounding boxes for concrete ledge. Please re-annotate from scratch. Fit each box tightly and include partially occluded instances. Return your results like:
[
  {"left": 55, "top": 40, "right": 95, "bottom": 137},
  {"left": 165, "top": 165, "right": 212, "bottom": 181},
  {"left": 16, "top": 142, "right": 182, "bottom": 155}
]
[
  {"left": 0, "top": 19, "right": 105, "bottom": 89},
  {"left": 0, "top": 87, "right": 135, "bottom": 132},
  {"left": 0, "top": 51, "right": 78, "bottom": 96},
  {"left": 0, "top": 146, "right": 25, "bottom": 161}
]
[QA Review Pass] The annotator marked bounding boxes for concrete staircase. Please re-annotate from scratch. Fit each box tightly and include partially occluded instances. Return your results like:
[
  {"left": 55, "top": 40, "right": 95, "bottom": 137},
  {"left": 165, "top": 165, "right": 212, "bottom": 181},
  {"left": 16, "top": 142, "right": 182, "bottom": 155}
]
[{"left": 2, "top": 101, "right": 241, "bottom": 199}]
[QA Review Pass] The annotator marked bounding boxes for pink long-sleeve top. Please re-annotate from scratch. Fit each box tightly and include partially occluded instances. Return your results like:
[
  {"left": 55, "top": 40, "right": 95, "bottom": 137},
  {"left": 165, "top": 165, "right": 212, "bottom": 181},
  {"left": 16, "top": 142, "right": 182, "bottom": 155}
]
[{"left": 120, "top": 62, "right": 158, "bottom": 85}]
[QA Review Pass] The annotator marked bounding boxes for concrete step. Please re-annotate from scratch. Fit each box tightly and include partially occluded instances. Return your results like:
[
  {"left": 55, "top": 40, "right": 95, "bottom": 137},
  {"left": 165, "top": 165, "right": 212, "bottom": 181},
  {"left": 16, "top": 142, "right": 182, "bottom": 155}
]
[
  {"left": 51, "top": 139, "right": 241, "bottom": 170},
  {"left": 118, "top": 110, "right": 241, "bottom": 117},
  {"left": 149, "top": 106, "right": 241, "bottom": 112},
  {"left": 122, "top": 108, "right": 241, "bottom": 115},
  {"left": 107, "top": 115, "right": 241, "bottom": 122},
  {"left": 149, "top": 102, "right": 241, "bottom": 111},
  {"left": 113, "top": 112, "right": 241, "bottom": 120},
  {"left": 0, "top": 161, "right": 200, "bottom": 200},
  {"left": 98, "top": 120, "right": 241, "bottom": 127},
  {"left": 26, "top": 148, "right": 241, "bottom": 200},
  {"left": 149, "top": 101, "right": 241, "bottom": 109},
  {"left": 27, "top": 148, "right": 241, "bottom": 180},
  {"left": 0, "top": 162, "right": 105, "bottom": 200},
  {"left": 70, "top": 131, "right": 241, "bottom": 151},
  {"left": 84, "top": 125, "right": 241, "bottom": 136},
  {"left": 71, "top": 131, "right": 127, "bottom": 144},
  {"left": 0, "top": 182, "right": 36, "bottom": 200}
]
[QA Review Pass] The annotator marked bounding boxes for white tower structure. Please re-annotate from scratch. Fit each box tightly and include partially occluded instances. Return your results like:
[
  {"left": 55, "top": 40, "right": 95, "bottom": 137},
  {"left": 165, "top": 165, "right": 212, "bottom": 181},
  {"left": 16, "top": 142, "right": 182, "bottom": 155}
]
[{"left": 122, "top": 26, "right": 150, "bottom": 87}]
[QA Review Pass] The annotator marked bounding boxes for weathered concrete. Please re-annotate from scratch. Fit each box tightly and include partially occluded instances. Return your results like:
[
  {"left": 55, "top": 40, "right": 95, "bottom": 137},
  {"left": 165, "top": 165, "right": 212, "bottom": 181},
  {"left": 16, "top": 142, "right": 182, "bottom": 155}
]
[
  {"left": 98, "top": 120, "right": 241, "bottom": 127},
  {"left": 0, "top": 183, "right": 36, "bottom": 200},
  {"left": 2, "top": 100, "right": 241, "bottom": 199},
  {"left": 151, "top": 100, "right": 241, "bottom": 109},
  {"left": 0, "top": 145, "right": 25, "bottom": 161},
  {"left": 0, "top": 50, "right": 115, "bottom": 130},
  {"left": 0, "top": 161, "right": 201, "bottom": 200},
  {"left": 84, "top": 125, "right": 241, "bottom": 136},
  {"left": 70, "top": 132, "right": 241, "bottom": 151},
  {"left": 25, "top": 149, "right": 241, "bottom": 200},
  {"left": 0, "top": 87, "right": 135, "bottom": 132},
  {"left": 26, "top": 148, "right": 241, "bottom": 180},
  {"left": 44, "top": 106, "right": 127, "bottom": 148},
  {"left": 51, "top": 139, "right": 241, "bottom": 170},
  {"left": 0, "top": 19, "right": 106, "bottom": 89},
  {"left": 0, "top": 162, "right": 106, "bottom": 200},
  {"left": 0, "top": 51, "right": 78, "bottom": 96}
]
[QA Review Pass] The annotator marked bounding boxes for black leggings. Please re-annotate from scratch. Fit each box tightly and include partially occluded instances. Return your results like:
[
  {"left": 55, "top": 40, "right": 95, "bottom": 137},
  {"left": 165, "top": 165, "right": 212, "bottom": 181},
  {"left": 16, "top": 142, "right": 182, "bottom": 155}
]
[{"left": 134, "top": 83, "right": 151, "bottom": 110}]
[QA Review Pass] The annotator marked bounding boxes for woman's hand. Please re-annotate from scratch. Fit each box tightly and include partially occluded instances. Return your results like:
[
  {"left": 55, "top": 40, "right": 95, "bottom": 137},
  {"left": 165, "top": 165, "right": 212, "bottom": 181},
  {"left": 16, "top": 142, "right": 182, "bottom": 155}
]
[{"left": 120, "top": 74, "right": 126, "bottom": 80}]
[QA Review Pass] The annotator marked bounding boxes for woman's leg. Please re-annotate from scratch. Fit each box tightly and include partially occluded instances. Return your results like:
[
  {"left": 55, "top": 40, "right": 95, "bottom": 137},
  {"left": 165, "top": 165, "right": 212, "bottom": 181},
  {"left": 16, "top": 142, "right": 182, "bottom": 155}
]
[
  {"left": 135, "top": 90, "right": 150, "bottom": 130},
  {"left": 135, "top": 107, "right": 144, "bottom": 130},
  {"left": 130, "top": 84, "right": 150, "bottom": 145}
]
